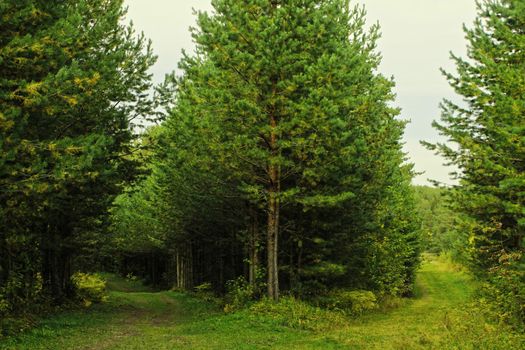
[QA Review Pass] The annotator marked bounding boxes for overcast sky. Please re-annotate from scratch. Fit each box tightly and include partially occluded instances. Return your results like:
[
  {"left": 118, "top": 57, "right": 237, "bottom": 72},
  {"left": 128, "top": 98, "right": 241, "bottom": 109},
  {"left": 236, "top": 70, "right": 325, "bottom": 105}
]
[{"left": 125, "top": 0, "right": 478, "bottom": 186}]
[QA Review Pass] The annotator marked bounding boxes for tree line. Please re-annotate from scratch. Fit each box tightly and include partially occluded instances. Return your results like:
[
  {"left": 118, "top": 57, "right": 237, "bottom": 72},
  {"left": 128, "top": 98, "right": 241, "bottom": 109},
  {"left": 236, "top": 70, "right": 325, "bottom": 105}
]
[{"left": 0, "top": 0, "right": 523, "bottom": 333}]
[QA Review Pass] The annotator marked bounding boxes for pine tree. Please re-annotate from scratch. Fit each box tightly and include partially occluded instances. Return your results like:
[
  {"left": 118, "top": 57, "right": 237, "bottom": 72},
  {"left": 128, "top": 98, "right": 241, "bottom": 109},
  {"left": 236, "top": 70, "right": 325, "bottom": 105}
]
[
  {"left": 0, "top": 0, "right": 155, "bottom": 309},
  {"left": 170, "top": 0, "right": 417, "bottom": 300},
  {"left": 424, "top": 0, "right": 525, "bottom": 326}
]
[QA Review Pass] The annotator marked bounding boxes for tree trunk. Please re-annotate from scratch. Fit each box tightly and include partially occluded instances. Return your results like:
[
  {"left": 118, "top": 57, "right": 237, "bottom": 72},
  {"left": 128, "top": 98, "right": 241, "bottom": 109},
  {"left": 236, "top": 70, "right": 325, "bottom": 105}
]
[
  {"left": 267, "top": 182, "right": 280, "bottom": 301},
  {"left": 176, "top": 249, "right": 181, "bottom": 288},
  {"left": 266, "top": 104, "right": 280, "bottom": 301},
  {"left": 248, "top": 206, "right": 260, "bottom": 286},
  {"left": 186, "top": 243, "right": 193, "bottom": 289},
  {"left": 175, "top": 243, "right": 193, "bottom": 290},
  {"left": 219, "top": 254, "right": 224, "bottom": 290},
  {"left": 42, "top": 244, "right": 72, "bottom": 302}
]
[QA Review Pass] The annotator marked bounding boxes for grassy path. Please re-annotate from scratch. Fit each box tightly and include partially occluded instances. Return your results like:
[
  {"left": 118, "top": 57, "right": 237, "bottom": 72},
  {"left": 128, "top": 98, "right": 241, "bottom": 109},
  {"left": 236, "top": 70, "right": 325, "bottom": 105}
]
[
  {"left": 1, "top": 255, "right": 522, "bottom": 349},
  {"left": 331, "top": 256, "right": 477, "bottom": 349}
]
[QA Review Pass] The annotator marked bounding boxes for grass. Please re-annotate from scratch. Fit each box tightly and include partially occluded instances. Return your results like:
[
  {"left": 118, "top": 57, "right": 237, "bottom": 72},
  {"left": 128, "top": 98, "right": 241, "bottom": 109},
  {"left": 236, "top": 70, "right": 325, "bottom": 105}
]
[
  {"left": 99, "top": 273, "right": 153, "bottom": 293},
  {"left": 1, "top": 255, "right": 523, "bottom": 349}
]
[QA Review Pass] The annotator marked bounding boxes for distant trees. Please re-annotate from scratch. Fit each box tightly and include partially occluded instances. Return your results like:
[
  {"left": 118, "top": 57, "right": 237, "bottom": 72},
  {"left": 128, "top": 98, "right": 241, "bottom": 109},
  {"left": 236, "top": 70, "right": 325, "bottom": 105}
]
[
  {"left": 425, "top": 0, "right": 524, "bottom": 327},
  {"left": 0, "top": 0, "right": 155, "bottom": 317},
  {"left": 112, "top": 0, "right": 420, "bottom": 301},
  {"left": 413, "top": 186, "right": 464, "bottom": 257}
]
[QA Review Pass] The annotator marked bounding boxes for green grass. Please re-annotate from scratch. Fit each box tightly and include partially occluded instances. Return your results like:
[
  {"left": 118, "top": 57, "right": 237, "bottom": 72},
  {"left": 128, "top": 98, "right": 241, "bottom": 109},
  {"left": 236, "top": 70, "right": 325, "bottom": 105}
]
[
  {"left": 99, "top": 272, "right": 154, "bottom": 293},
  {"left": 1, "top": 256, "right": 523, "bottom": 349}
]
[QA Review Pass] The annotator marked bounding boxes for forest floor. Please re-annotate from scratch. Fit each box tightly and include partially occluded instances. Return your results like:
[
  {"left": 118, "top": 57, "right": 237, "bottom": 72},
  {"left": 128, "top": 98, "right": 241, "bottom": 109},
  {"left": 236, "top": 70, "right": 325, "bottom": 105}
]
[{"left": 1, "top": 255, "right": 523, "bottom": 350}]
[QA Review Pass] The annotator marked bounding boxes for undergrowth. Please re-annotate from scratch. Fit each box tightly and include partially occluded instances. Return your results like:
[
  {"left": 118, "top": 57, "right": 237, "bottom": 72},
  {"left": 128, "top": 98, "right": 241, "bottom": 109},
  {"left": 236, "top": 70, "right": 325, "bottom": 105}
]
[{"left": 248, "top": 296, "right": 348, "bottom": 332}]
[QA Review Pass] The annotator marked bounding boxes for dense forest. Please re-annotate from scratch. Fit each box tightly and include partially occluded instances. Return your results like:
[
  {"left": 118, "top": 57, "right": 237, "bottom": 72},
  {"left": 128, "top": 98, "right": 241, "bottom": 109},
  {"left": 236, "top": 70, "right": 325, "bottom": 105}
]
[{"left": 0, "top": 0, "right": 523, "bottom": 346}]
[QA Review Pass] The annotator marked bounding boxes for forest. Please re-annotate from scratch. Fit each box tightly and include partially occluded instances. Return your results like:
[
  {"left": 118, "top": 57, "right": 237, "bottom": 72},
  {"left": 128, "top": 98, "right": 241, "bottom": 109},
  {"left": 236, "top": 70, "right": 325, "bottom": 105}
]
[{"left": 0, "top": 0, "right": 524, "bottom": 349}]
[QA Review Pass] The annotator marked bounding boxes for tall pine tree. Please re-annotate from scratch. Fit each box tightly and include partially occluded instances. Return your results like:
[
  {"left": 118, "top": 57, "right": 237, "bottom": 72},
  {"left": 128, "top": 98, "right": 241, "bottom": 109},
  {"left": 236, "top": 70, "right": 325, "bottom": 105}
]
[
  {"left": 168, "top": 0, "right": 418, "bottom": 300},
  {"left": 424, "top": 0, "right": 524, "bottom": 326}
]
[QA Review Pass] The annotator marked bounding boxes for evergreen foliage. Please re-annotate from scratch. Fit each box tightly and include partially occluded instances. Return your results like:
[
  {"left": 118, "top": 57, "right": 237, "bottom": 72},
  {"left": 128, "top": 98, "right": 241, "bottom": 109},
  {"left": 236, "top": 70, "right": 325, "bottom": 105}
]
[
  {"left": 111, "top": 0, "right": 420, "bottom": 301},
  {"left": 0, "top": 0, "right": 155, "bottom": 320},
  {"left": 424, "top": 0, "right": 525, "bottom": 328}
]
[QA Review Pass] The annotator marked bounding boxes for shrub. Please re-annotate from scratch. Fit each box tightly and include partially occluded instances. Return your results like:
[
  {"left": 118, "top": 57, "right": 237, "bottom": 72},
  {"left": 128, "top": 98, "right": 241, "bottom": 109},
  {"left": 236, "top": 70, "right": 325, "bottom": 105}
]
[
  {"left": 224, "top": 276, "right": 256, "bottom": 312},
  {"left": 0, "top": 316, "right": 35, "bottom": 338},
  {"left": 194, "top": 282, "right": 213, "bottom": 293},
  {"left": 0, "top": 291, "right": 9, "bottom": 316},
  {"left": 317, "top": 289, "right": 378, "bottom": 316},
  {"left": 0, "top": 272, "right": 43, "bottom": 337},
  {"left": 249, "top": 296, "right": 348, "bottom": 332},
  {"left": 71, "top": 272, "right": 107, "bottom": 307},
  {"left": 223, "top": 270, "right": 265, "bottom": 312},
  {"left": 126, "top": 273, "right": 138, "bottom": 282},
  {"left": 479, "top": 252, "right": 525, "bottom": 330},
  {"left": 193, "top": 282, "right": 220, "bottom": 304}
]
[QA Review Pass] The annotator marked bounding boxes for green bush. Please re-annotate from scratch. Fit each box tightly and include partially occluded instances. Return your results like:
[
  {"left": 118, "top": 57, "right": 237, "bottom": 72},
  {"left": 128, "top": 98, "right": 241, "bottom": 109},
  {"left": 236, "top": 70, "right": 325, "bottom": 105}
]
[
  {"left": 249, "top": 296, "right": 348, "bottom": 332},
  {"left": 223, "top": 270, "right": 265, "bottom": 312},
  {"left": 194, "top": 282, "right": 213, "bottom": 293},
  {"left": 0, "top": 291, "right": 9, "bottom": 316},
  {"left": 223, "top": 276, "right": 256, "bottom": 312},
  {"left": 71, "top": 272, "right": 108, "bottom": 307},
  {"left": 479, "top": 252, "right": 525, "bottom": 330},
  {"left": 193, "top": 282, "right": 220, "bottom": 304},
  {"left": 0, "top": 272, "right": 43, "bottom": 337},
  {"left": 0, "top": 316, "right": 35, "bottom": 338},
  {"left": 317, "top": 289, "right": 378, "bottom": 315}
]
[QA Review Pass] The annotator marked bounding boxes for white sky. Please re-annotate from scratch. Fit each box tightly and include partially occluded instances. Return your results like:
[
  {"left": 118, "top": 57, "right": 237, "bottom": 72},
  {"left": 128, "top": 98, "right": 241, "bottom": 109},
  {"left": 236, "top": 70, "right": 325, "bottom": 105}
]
[{"left": 125, "top": 0, "right": 478, "bottom": 186}]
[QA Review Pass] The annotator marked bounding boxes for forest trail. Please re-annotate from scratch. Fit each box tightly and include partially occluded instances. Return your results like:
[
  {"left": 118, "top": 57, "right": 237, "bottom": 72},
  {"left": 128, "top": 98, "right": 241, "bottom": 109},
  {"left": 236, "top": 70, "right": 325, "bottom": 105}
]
[
  {"left": 2, "top": 255, "right": 515, "bottom": 350},
  {"left": 334, "top": 255, "right": 476, "bottom": 349}
]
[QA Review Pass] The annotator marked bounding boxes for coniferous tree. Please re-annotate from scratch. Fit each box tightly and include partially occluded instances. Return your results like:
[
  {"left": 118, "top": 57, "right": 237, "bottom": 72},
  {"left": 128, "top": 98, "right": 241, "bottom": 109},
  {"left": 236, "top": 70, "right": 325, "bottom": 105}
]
[
  {"left": 424, "top": 0, "right": 524, "bottom": 326},
  {"left": 165, "top": 0, "right": 418, "bottom": 300},
  {"left": 109, "top": 0, "right": 420, "bottom": 303},
  {"left": 0, "top": 0, "right": 155, "bottom": 311}
]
